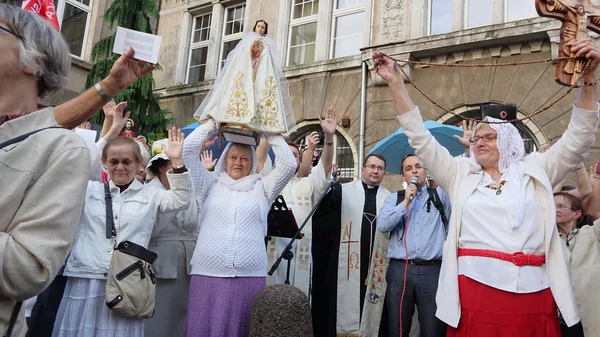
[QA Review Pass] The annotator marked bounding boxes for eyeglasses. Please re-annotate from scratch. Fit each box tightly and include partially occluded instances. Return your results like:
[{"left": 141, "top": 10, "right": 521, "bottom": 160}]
[
  {"left": 0, "top": 24, "right": 21, "bottom": 39},
  {"left": 469, "top": 133, "right": 497, "bottom": 144},
  {"left": 556, "top": 204, "right": 573, "bottom": 210},
  {"left": 364, "top": 164, "right": 385, "bottom": 172}
]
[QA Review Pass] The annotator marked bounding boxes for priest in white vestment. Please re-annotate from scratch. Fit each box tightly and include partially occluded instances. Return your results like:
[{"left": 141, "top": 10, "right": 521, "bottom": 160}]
[
  {"left": 264, "top": 108, "right": 337, "bottom": 294},
  {"left": 312, "top": 154, "right": 391, "bottom": 337}
]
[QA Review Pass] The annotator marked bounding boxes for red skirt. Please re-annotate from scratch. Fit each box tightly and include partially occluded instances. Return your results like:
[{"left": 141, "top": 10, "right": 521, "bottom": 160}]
[{"left": 446, "top": 275, "right": 561, "bottom": 337}]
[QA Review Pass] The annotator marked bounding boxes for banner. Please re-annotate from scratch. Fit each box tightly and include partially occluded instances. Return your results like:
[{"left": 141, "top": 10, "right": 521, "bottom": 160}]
[{"left": 21, "top": 0, "right": 60, "bottom": 31}]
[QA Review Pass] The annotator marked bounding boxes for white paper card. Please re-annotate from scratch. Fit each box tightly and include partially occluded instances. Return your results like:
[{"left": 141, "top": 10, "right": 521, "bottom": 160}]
[
  {"left": 74, "top": 128, "right": 97, "bottom": 154},
  {"left": 112, "top": 27, "right": 162, "bottom": 64}
]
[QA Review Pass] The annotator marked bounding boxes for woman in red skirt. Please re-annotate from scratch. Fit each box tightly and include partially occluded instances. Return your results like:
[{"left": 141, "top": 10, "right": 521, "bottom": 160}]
[{"left": 372, "top": 39, "right": 600, "bottom": 337}]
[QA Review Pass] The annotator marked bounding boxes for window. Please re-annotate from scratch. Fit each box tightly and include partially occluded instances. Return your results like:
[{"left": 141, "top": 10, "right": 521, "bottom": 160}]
[
  {"left": 506, "top": 0, "right": 537, "bottom": 22},
  {"left": 288, "top": 0, "right": 318, "bottom": 66},
  {"left": 59, "top": 0, "right": 92, "bottom": 58},
  {"left": 0, "top": 0, "right": 21, "bottom": 6},
  {"left": 331, "top": 0, "right": 365, "bottom": 58},
  {"left": 429, "top": 0, "right": 453, "bottom": 35},
  {"left": 467, "top": 0, "right": 493, "bottom": 29},
  {"left": 220, "top": 4, "right": 245, "bottom": 67},
  {"left": 1, "top": 0, "right": 91, "bottom": 58},
  {"left": 187, "top": 13, "right": 212, "bottom": 84}
]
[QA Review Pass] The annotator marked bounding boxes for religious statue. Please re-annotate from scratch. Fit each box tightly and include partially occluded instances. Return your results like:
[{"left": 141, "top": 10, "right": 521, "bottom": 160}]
[
  {"left": 120, "top": 118, "right": 137, "bottom": 138},
  {"left": 194, "top": 19, "right": 296, "bottom": 145},
  {"left": 536, "top": 0, "right": 600, "bottom": 86}
]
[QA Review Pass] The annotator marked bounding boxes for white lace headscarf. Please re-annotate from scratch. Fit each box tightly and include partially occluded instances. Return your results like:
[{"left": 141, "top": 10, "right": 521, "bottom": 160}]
[{"left": 469, "top": 117, "right": 526, "bottom": 229}]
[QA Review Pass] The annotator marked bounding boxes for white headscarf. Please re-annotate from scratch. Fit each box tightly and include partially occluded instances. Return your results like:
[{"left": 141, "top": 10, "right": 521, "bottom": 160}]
[
  {"left": 469, "top": 117, "right": 526, "bottom": 229},
  {"left": 213, "top": 141, "right": 262, "bottom": 192}
]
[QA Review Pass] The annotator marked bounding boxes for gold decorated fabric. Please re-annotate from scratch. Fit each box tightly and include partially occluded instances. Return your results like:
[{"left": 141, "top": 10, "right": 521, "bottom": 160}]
[{"left": 197, "top": 34, "right": 291, "bottom": 134}]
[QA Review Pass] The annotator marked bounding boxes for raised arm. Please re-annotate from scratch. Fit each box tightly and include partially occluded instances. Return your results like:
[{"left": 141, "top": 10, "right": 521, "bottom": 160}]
[
  {"left": 537, "top": 41, "right": 600, "bottom": 186},
  {"left": 308, "top": 108, "right": 337, "bottom": 197},
  {"left": 297, "top": 133, "right": 318, "bottom": 178},
  {"left": 155, "top": 128, "right": 190, "bottom": 213},
  {"left": 90, "top": 102, "right": 130, "bottom": 181},
  {"left": 261, "top": 134, "right": 297, "bottom": 204},
  {"left": 255, "top": 136, "right": 270, "bottom": 174},
  {"left": 183, "top": 121, "right": 217, "bottom": 207},
  {"left": 373, "top": 52, "right": 458, "bottom": 193},
  {"left": 54, "top": 48, "right": 155, "bottom": 129}
]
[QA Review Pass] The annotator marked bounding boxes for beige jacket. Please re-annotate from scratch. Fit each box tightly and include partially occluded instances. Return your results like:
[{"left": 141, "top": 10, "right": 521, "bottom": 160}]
[
  {"left": 562, "top": 221, "right": 600, "bottom": 337},
  {"left": 398, "top": 104, "right": 598, "bottom": 328},
  {"left": 0, "top": 108, "right": 90, "bottom": 336}
]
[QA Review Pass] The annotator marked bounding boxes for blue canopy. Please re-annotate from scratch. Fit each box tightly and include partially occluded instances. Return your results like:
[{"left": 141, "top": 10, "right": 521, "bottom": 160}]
[
  {"left": 368, "top": 120, "right": 465, "bottom": 175},
  {"left": 181, "top": 122, "right": 275, "bottom": 161}
]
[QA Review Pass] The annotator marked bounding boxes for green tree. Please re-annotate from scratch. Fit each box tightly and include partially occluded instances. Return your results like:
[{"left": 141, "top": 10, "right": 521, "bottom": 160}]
[{"left": 84, "top": 0, "right": 169, "bottom": 143}]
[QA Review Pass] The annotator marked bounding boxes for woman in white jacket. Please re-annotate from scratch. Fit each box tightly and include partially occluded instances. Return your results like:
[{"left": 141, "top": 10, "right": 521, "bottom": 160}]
[
  {"left": 182, "top": 120, "right": 296, "bottom": 337},
  {"left": 372, "top": 39, "right": 600, "bottom": 337},
  {"left": 52, "top": 128, "right": 190, "bottom": 337}
]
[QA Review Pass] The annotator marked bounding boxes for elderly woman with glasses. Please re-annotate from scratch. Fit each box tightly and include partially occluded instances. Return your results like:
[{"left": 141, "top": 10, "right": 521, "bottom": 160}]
[
  {"left": 373, "top": 39, "right": 600, "bottom": 337},
  {"left": 0, "top": 4, "right": 153, "bottom": 336}
]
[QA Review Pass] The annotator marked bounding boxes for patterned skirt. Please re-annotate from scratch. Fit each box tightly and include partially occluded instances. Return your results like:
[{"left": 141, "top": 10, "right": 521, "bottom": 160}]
[{"left": 183, "top": 275, "right": 266, "bottom": 337}]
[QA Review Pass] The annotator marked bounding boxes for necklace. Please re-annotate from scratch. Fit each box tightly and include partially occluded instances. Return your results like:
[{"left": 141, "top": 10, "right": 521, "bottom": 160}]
[{"left": 486, "top": 180, "right": 506, "bottom": 195}]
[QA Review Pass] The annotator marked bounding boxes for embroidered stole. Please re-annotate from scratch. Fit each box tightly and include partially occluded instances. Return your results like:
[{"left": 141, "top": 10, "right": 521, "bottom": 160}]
[{"left": 337, "top": 182, "right": 390, "bottom": 336}]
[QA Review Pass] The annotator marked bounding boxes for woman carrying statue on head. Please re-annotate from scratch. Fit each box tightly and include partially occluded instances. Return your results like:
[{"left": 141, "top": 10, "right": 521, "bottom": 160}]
[{"left": 195, "top": 19, "right": 295, "bottom": 136}]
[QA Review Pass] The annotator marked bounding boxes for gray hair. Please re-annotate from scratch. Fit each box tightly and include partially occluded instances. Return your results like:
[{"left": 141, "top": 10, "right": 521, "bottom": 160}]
[{"left": 0, "top": 4, "right": 71, "bottom": 98}]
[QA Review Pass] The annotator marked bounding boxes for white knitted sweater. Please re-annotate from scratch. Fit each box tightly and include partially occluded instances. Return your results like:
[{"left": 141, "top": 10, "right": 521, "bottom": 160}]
[{"left": 183, "top": 121, "right": 296, "bottom": 277}]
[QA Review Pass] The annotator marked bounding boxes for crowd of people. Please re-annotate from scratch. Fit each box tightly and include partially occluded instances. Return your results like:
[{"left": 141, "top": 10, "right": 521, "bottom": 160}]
[{"left": 2, "top": 3, "right": 600, "bottom": 337}]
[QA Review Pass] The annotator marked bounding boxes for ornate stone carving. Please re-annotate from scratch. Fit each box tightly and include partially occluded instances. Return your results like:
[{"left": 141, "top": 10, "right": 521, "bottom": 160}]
[{"left": 382, "top": 0, "right": 407, "bottom": 42}]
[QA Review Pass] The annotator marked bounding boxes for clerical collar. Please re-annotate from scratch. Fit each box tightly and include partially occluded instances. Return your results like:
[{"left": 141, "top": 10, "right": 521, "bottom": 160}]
[{"left": 362, "top": 181, "right": 378, "bottom": 191}]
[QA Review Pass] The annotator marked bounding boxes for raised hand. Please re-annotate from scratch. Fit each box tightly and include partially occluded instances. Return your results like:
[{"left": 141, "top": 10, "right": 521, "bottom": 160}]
[
  {"left": 78, "top": 121, "right": 91, "bottom": 130},
  {"left": 307, "top": 131, "right": 320, "bottom": 152},
  {"left": 572, "top": 40, "right": 600, "bottom": 78},
  {"left": 201, "top": 150, "right": 218, "bottom": 171},
  {"left": 136, "top": 135, "right": 147, "bottom": 145},
  {"left": 372, "top": 52, "right": 402, "bottom": 85},
  {"left": 453, "top": 120, "right": 478, "bottom": 149},
  {"left": 165, "top": 127, "right": 185, "bottom": 167},
  {"left": 320, "top": 107, "right": 337, "bottom": 136},
  {"left": 109, "top": 102, "right": 130, "bottom": 132},
  {"left": 105, "top": 48, "right": 156, "bottom": 94},
  {"left": 202, "top": 132, "right": 219, "bottom": 151}
]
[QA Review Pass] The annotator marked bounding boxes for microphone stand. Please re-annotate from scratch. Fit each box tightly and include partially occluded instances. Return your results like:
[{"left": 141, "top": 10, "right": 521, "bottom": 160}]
[{"left": 268, "top": 171, "right": 340, "bottom": 284}]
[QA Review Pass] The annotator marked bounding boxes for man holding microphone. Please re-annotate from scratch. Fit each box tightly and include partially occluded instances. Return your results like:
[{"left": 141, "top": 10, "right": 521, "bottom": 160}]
[{"left": 378, "top": 154, "right": 451, "bottom": 337}]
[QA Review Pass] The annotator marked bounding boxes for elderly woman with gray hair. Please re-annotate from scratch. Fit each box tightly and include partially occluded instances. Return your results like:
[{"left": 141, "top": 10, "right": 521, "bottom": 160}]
[
  {"left": 0, "top": 4, "right": 154, "bottom": 337},
  {"left": 182, "top": 121, "right": 296, "bottom": 337},
  {"left": 373, "top": 39, "right": 600, "bottom": 337}
]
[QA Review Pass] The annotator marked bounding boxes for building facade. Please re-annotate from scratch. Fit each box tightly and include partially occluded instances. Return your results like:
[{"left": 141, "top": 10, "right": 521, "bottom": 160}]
[
  {"left": 1, "top": 0, "right": 114, "bottom": 106},
  {"left": 155, "top": 0, "right": 599, "bottom": 191}
]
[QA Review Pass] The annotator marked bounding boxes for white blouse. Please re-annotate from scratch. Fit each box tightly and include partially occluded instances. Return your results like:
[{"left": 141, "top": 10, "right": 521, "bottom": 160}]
[{"left": 458, "top": 172, "right": 549, "bottom": 293}]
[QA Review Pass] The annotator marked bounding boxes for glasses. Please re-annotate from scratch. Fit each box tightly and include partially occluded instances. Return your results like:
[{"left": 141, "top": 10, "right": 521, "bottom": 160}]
[
  {"left": 0, "top": 24, "right": 21, "bottom": 39},
  {"left": 556, "top": 204, "right": 573, "bottom": 210},
  {"left": 364, "top": 164, "right": 385, "bottom": 172},
  {"left": 469, "top": 133, "right": 497, "bottom": 144}
]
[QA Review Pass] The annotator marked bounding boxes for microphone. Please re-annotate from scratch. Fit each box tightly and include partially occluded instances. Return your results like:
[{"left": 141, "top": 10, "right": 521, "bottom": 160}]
[{"left": 409, "top": 176, "right": 418, "bottom": 200}]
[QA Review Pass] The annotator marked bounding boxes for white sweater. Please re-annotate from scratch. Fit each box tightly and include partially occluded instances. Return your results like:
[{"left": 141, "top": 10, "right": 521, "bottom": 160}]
[{"left": 183, "top": 121, "right": 296, "bottom": 277}]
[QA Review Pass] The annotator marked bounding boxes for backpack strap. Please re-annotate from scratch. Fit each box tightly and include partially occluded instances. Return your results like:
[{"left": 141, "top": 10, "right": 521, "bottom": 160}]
[
  {"left": 396, "top": 190, "right": 406, "bottom": 206},
  {"left": 0, "top": 126, "right": 62, "bottom": 150},
  {"left": 4, "top": 301, "right": 22, "bottom": 337},
  {"left": 426, "top": 188, "right": 448, "bottom": 227},
  {"left": 104, "top": 183, "right": 116, "bottom": 239}
]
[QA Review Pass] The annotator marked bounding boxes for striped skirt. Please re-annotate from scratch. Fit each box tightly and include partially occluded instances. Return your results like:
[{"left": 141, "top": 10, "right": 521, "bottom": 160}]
[{"left": 183, "top": 275, "right": 266, "bottom": 337}]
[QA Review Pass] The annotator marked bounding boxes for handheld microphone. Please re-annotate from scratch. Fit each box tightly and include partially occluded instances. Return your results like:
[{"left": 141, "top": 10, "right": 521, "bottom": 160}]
[{"left": 409, "top": 176, "right": 418, "bottom": 200}]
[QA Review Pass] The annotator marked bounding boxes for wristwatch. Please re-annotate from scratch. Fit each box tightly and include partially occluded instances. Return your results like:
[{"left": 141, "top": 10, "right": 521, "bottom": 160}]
[{"left": 95, "top": 82, "right": 112, "bottom": 103}]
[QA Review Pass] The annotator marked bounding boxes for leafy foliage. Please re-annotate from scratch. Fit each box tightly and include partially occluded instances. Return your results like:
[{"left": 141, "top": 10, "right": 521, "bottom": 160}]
[{"left": 85, "top": 0, "right": 170, "bottom": 144}]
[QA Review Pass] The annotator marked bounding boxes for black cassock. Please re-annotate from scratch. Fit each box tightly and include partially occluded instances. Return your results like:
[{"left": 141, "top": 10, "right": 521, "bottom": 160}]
[{"left": 311, "top": 182, "right": 389, "bottom": 337}]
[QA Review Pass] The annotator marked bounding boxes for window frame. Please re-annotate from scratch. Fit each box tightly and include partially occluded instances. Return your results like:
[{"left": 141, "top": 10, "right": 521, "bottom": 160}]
[
  {"left": 427, "top": 0, "right": 454, "bottom": 36},
  {"left": 186, "top": 12, "right": 212, "bottom": 84},
  {"left": 56, "top": 0, "right": 92, "bottom": 60},
  {"left": 464, "top": 0, "right": 494, "bottom": 30},
  {"left": 218, "top": 3, "right": 246, "bottom": 70},
  {"left": 329, "top": 1, "right": 365, "bottom": 59},
  {"left": 504, "top": 0, "right": 537, "bottom": 23},
  {"left": 286, "top": 0, "right": 319, "bottom": 66}
]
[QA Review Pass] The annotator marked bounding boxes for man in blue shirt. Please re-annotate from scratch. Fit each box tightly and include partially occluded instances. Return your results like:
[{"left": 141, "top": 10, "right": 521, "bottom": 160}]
[{"left": 378, "top": 154, "right": 450, "bottom": 337}]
